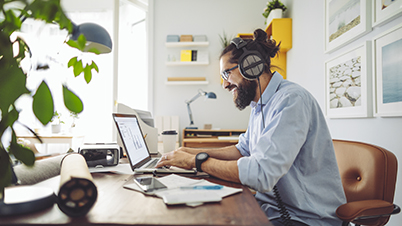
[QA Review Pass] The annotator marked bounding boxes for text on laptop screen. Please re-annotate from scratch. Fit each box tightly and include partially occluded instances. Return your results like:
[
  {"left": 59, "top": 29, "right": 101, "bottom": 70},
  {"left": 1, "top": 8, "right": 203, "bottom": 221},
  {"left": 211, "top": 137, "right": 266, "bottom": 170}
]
[{"left": 114, "top": 116, "right": 149, "bottom": 166}]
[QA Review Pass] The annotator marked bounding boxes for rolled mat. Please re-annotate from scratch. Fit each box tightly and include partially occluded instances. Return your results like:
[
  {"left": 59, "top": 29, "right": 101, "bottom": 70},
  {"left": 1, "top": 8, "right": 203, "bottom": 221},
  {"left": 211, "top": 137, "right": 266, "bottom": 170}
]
[
  {"left": 13, "top": 154, "right": 66, "bottom": 185},
  {"left": 57, "top": 153, "right": 98, "bottom": 217}
]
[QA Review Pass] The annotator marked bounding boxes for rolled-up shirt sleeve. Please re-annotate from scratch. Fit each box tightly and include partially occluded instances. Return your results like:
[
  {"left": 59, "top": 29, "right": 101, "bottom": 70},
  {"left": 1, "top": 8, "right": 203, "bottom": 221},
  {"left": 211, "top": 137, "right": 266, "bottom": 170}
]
[
  {"left": 237, "top": 93, "right": 310, "bottom": 193},
  {"left": 236, "top": 127, "right": 250, "bottom": 157}
]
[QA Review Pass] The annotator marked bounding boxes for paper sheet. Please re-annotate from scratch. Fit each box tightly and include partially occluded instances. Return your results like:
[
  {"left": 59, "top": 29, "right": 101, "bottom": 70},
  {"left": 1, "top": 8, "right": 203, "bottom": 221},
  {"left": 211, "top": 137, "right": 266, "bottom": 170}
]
[{"left": 123, "top": 174, "right": 243, "bottom": 207}]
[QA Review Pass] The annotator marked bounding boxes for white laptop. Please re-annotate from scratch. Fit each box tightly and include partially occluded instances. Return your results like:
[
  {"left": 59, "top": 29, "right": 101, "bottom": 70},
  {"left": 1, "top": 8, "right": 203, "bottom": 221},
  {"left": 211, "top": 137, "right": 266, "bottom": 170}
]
[{"left": 112, "top": 113, "right": 196, "bottom": 174}]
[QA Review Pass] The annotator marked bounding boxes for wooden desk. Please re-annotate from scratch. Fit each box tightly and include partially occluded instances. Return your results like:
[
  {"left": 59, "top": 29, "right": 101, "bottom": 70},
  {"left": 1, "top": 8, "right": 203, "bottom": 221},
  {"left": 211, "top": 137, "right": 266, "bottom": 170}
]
[
  {"left": 182, "top": 129, "right": 246, "bottom": 148},
  {"left": 0, "top": 173, "right": 271, "bottom": 225}
]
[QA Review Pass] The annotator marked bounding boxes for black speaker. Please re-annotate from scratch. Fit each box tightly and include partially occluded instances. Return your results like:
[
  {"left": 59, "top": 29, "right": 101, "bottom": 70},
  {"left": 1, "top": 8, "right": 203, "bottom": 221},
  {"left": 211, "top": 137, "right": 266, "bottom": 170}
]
[{"left": 231, "top": 37, "right": 265, "bottom": 80}]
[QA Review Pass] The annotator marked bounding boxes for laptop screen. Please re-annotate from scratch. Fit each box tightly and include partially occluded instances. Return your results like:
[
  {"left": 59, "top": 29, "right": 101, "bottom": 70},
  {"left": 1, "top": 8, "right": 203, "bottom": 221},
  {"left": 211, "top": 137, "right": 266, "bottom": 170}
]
[{"left": 113, "top": 113, "right": 151, "bottom": 169}]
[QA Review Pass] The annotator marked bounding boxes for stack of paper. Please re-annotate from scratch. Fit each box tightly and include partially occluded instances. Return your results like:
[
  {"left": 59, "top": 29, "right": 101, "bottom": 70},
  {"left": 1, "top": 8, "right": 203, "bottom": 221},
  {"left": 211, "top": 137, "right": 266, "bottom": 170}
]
[{"left": 124, "top": 174, "right": 242, "bottom": 207}]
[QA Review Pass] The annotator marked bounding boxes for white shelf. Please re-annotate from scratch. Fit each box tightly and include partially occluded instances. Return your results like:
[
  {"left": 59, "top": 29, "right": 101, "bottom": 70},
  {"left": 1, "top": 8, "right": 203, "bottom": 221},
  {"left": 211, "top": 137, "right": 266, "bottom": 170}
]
[
  {"left": 165, "top": 81, "right": 209, "bottom": 85},
  {"left": 166, "top": 61, "right": 209, "bottom": 66},
  {"left": 165, "top": 42, "right": 209, "bottom": 47}
]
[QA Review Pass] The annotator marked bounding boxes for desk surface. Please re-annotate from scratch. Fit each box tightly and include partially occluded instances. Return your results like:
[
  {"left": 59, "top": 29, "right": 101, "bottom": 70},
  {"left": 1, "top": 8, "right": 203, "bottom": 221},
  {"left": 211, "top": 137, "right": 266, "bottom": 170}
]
[{"left": 0, "top": 173, "right": 271, "bottom": 226}]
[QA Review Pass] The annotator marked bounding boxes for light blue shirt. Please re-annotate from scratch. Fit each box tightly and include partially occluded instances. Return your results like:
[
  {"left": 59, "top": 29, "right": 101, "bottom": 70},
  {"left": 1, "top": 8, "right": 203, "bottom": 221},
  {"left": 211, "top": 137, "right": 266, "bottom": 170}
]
[{"left": 236, "top": 72, "right": 346, "bottom": 225}]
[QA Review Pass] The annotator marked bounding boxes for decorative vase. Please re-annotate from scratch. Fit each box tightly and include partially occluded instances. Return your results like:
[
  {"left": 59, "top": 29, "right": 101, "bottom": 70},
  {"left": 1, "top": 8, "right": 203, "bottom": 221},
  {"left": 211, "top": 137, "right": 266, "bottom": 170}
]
[
  {"left": 266, "top": 8, "right": 283, "bottom": 25},
  {"left": 51, "top": 124, "right": 61, "bottom": 134}
]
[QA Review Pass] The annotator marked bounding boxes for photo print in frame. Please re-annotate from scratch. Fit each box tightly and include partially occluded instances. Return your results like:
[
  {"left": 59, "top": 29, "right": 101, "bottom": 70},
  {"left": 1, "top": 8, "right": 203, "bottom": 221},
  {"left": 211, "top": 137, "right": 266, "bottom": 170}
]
[
  {"left": 325, "top": 0, "right": 371, "bottom": 53},
  {"left": 373, "top": 23, "right": 402, "bottom": 117},
  {"left": 325, "top": 41, "right": 372, "bottom": 118}
]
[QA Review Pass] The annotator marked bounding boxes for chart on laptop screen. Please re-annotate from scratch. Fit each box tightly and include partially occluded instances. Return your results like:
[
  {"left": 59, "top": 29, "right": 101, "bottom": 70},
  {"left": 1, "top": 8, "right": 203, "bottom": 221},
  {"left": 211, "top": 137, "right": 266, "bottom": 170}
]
[{"left": 115, "top": 116, "right": 148, "bottom": 165}]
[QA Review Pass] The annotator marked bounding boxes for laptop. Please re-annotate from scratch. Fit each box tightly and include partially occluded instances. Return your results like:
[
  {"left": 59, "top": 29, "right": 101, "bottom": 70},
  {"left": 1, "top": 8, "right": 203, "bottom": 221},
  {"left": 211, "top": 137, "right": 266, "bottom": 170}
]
[{"left": 112, "top": 113, "right": 196, "bottom": 174}]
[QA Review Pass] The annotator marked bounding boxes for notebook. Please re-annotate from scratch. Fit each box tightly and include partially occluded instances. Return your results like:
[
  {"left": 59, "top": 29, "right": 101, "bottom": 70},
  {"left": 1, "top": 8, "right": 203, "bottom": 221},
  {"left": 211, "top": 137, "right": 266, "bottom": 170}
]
[{"left": 112, "top": 113, "right": 196, "bottom": 174}]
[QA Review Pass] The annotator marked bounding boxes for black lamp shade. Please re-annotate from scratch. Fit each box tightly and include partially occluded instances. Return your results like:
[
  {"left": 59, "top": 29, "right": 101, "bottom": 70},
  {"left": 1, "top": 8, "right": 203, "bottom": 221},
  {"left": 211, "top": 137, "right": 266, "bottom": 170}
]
[
  {"left": 71, "top": 23, "right": 112, "bottom": 53},
  {"left": 206, "top": 92, "right": 217, "bottom": 99}
]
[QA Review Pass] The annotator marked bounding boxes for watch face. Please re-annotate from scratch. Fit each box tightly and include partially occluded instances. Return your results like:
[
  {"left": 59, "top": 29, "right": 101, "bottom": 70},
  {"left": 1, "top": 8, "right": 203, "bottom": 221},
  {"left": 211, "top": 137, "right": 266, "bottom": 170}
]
[{"left": 197, "top": 153, "right": 208, "bottom": 160}]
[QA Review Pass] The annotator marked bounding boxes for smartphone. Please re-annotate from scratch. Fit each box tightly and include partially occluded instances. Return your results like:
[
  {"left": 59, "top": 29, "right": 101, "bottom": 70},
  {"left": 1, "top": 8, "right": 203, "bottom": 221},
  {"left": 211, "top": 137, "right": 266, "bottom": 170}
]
[{"left": 133, "top": 176, "right": 167, "bottom": 192}]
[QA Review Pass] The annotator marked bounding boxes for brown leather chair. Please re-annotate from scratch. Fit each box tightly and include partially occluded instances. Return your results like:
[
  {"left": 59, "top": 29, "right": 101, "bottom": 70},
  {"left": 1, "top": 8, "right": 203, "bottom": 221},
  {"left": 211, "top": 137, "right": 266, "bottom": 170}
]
[{"left": 333, "top": 139, "right": 400, "bottom": 226}]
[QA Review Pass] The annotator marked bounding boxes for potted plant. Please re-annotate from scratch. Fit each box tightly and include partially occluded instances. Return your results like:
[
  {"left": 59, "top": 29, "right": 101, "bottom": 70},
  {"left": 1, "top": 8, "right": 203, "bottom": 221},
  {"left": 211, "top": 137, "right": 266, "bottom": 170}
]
[
  {"left": 50, "top": 111, "right": 65, "bottom": 134},
  {"left": 218, "top": 30, "right": 234, "bottom": 49},
  {"left": 69, "top": 111, "right": 79, "bottom": 133},
  {"left": 262, "top": 0, "right": 287, "bottom": 25},
  {"left": 0, "top": 0, "right": 102, "bottom": 199}
]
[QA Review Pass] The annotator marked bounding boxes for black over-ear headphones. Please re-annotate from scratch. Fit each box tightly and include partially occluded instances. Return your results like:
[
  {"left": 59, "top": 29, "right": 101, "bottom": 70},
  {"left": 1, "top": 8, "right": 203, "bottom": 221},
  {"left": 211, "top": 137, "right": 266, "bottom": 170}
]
[{"left": 230, "top": 37, "right": 265, "bottom": 80}]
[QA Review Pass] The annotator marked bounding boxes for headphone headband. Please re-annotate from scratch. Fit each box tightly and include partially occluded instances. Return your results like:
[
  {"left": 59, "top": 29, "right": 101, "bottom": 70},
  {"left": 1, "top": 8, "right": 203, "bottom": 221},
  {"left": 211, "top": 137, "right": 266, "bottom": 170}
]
[{"left": 231, "top": 37, "right": 247, "bottom": 49}]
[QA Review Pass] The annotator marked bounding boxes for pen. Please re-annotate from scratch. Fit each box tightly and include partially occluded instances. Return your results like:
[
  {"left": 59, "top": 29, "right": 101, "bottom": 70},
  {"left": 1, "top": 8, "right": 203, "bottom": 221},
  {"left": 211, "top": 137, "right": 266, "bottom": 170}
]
[{"left": 180, "top": 185, "right": 223, "bottom": 190}]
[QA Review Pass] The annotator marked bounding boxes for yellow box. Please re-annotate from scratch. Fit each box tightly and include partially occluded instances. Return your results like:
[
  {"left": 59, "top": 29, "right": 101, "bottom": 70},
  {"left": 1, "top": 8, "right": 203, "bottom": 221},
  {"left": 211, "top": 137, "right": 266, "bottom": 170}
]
[{"left": 180, "top": 50, "right": 192, "bottom": 62}]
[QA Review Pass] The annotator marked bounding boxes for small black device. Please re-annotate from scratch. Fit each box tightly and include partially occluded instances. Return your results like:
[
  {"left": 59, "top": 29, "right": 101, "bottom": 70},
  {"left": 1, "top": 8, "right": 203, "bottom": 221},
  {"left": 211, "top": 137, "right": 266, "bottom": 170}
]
[
  {"left": 195, "top": 152, "right": 209, "bottom": 172},
  {"left": 79, "top": 143, "right": 122, "bottom": 167},
  {"left": 230, "top": 37, "right": 265, "bottom": 80},
  {"left": 133, "top": 176, "right": 167, "bottom": 192}
]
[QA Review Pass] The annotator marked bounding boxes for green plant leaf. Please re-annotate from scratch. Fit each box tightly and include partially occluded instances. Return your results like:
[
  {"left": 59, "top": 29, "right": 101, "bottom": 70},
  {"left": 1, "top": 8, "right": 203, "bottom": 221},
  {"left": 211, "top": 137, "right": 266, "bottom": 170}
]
[
  {"left": 77, "top": 34, "right": 87, "bottom": 50},
  {"left": 32, "top": 81, "right": 54, "bottom": 125},
  {"left": 0, "top": 106, "right": 19, "bottom": 139},
  {"left": 9, "top": 131, "right": 35, "bottom": 166},
  {"left": 90, "top": 61, "right": 99, "bottom": 73},
  {"left": 2, "top": 9, "right": 22, "bottom": 35},
  {"left": 66, "top": 39, "right": 80, "bottom": 50},
  {"left": 83, "top": 66, "right": 92, "bottom": 83},
  {"left": 0, "top": 63, "right": 30, "bottom": 113},
  {"left": 9, "top": 143, "right": 35, "bottom": 166},
  {"left": 63, "top": 86, "right": 83, "bottom": 113},
  {"left": 73, "top": 59, "right": 84, "bottom": 77},
  {"left": 0, "top": 147, "right": 12, "bottom": 194},
  {"left": 67, "top": 56, "right": 78, "bottom": 68}
]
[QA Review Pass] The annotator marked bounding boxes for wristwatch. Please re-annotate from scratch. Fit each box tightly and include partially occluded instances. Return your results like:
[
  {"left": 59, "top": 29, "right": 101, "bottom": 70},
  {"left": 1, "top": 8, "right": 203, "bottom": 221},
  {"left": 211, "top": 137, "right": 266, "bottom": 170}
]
[{"left": 195, "top": 152, "right": 209, "bottom": 172}]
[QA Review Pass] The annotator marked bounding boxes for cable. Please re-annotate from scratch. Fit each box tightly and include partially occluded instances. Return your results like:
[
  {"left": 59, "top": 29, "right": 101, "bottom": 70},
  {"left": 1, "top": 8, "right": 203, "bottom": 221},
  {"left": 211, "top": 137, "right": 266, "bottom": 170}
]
[
  {"left": 273, "top": 186, "right": 294, "bottom": 226},
  {"left": 257, "top": 77, "right": 265, "bottom": 128},
  {"left": 257, "top": 76, "right": 293, "bottom": 226}
]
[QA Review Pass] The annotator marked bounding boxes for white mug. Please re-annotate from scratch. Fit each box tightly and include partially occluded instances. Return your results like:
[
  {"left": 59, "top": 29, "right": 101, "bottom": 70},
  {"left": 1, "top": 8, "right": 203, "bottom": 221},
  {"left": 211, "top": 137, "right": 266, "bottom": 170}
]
[{"left": 161, "top": 130, "right": 178, "bottom": 154}]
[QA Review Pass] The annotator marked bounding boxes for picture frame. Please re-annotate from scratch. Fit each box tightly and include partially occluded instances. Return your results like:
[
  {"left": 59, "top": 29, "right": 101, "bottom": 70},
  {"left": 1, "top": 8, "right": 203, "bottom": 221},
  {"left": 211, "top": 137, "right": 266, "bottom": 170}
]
[
  {"left": 325, "top": 0, "right": 371, "bottom": 53},
  {"left": 325, "top": 41, "right": 372, "bottom": 118},
  {"left": 372, "top": 23, "right": 402, "bottom": 117},
  {"left": 372, "top": 0, "right": 402, "bottom": 27}
]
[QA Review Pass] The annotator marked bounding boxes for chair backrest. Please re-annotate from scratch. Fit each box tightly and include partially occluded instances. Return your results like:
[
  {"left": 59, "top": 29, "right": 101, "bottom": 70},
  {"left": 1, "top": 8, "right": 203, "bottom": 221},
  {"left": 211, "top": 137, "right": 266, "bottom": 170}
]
[
  {"left": 333, "top": 139, "right": 397, "bottom": 203},
  {"left": 333, "top": 139, "right": 398, "bottom": 224}
]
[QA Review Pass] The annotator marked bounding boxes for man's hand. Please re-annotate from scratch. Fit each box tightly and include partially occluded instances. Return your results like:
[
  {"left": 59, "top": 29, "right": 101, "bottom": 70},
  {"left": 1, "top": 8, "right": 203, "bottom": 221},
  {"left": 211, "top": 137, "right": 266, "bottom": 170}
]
[{"left": 155, "top": 149, "right": 196, "bottom": 169}]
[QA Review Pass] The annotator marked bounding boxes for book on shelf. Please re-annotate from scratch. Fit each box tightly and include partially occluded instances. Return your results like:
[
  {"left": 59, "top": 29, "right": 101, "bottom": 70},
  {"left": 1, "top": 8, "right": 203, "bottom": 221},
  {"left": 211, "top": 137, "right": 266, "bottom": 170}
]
[
  {"left": 191, "top": 50, "right": 197, "bottom": 61},
  {"left": 180, "top": 50, "right": 192, "bottom": 62}
]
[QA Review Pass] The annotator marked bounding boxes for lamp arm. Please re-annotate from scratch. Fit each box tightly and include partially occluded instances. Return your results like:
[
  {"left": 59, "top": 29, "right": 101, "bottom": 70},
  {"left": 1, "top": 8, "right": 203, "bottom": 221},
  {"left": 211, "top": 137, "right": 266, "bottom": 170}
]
[
  {"left": 185, "top": 92, "right": 203, "bottom": 105},
  {"left": 187, "top": 102, "right": 194, "bottom": 126}
]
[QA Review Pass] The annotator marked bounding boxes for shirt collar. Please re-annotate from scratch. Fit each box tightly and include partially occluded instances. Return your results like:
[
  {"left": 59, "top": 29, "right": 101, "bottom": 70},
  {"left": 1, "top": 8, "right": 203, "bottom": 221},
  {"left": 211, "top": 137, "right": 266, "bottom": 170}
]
[{"left": 250, "top": 71, "right": 283, "bottom": 112}]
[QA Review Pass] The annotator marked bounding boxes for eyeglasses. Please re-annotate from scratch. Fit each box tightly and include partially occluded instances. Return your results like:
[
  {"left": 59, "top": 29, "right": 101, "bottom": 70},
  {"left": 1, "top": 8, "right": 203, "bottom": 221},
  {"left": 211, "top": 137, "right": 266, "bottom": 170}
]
[{"left": 221, "top": 65, "right": 238, "bottom": 81}]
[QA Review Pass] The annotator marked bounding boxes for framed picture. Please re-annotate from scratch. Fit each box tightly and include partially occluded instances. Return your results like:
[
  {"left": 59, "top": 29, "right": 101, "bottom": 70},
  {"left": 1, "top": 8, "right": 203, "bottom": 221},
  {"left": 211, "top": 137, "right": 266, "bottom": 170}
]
[
  {"left": 325, "top": 41, "right": 372, "bottom": 118},
  {"left": 372, "top": 0, "right": 402, "bottom": 27},
  {"left": 373, "top": 23, "right": 402, "bottom": 117},
  {"left": 325, "top": 0, "right": 371, "bottom": 53}
]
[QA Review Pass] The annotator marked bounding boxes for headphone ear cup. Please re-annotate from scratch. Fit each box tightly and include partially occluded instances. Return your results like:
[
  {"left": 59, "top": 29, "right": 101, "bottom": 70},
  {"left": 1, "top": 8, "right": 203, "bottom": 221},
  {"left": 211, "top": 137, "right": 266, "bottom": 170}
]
[{"left": 238, "top": 51, "right": 265, "bottom": 80}]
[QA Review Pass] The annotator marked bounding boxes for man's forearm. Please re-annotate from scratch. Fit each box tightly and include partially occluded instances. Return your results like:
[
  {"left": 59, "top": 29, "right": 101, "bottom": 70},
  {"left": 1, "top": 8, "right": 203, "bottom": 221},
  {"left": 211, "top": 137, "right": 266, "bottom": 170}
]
[
  {"left": 201, "top": 158, "right": 241, "bottom": 183},
  {"left": 180, "top": 145, "right": 242, "bottom": 160}
]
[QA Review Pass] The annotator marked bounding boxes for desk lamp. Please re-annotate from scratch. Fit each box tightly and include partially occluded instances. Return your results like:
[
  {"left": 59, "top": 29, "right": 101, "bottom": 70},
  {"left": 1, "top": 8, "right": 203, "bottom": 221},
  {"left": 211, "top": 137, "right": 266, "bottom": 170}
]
[
  {"left": 70, "top": 23, "right": 113, "bottom": 53},
  {"left": 185, "top": 89, "right": 217, "bottom": 129}
]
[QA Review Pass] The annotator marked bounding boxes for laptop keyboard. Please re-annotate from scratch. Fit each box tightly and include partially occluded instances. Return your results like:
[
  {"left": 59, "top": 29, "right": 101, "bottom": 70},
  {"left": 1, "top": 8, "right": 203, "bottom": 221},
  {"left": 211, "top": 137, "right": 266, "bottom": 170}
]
[{"left": 144, "top": 158, "right": 159, "bottom": 169}]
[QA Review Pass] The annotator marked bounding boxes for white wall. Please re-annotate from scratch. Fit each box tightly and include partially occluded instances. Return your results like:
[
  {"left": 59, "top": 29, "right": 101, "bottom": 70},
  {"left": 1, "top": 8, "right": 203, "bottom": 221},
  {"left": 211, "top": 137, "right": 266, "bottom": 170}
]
[
  {"left": 153, "top": 0, "right": 270, "bottom": 132},
  {"left": 153, "top": 0, "right": 402, "bottom": 225},
  {"left": 285, "top": 1, "right": 402, "bottom": 225}
]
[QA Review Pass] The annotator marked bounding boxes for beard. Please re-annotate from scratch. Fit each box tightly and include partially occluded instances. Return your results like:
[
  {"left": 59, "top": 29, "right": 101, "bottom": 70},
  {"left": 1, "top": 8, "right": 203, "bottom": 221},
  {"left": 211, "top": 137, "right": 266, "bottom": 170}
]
[{"left": 234, "top": 79, "right": 257, "bottom": 110}]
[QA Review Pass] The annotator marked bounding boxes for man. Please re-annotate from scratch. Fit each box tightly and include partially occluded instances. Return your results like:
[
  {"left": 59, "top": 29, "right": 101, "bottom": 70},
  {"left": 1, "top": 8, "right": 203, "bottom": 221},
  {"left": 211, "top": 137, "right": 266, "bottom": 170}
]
[{"left": 156, "top": 29, "right": 346, "bottom": 226}]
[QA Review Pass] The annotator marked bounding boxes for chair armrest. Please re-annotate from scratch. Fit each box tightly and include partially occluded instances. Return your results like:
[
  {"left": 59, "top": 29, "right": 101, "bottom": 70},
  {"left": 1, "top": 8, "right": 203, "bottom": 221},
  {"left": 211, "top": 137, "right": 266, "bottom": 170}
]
[{"left": 336, "top": 200, "right": 394, "bottom": 222}]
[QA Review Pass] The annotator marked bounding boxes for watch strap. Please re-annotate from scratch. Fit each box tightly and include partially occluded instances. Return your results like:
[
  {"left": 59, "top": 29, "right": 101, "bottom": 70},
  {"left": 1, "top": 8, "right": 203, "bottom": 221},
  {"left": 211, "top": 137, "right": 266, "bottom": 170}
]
[{"left": 195, "top": 152, "right": 209, "bottom": 172}]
